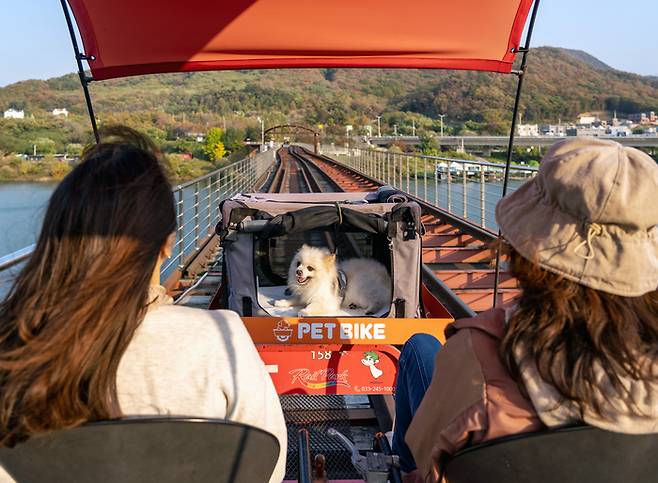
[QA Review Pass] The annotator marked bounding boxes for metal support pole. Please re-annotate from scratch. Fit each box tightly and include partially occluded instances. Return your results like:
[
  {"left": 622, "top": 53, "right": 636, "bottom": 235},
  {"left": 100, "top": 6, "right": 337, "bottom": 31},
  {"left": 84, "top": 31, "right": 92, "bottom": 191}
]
[
  {"left": 387, "top": 152, "right": 391, "bottom": 185},
  {"left": 424, "top": 157, "right": 428, "bottom": 201},
  {"left": 434, "top": 161, "right": 439, "bottom": 206},
  {"left": 414, "top": 157, "right": 418, "bottom": 197},
  {"left": 176, "top": 189, "right": 184, "bottom": 268},
  {"left": 480, "top": 166, "right": 486, "bottom": 227},
  {"left": 193, "top": 184, "right": 200, "bottom": 248},
  {"left": 60, "top": 0, "right": 99, "bottom": 143},
  {"left": 447, "top": 167, "right": 452, "bottom": 212},
  {"left": 462, "top": 167, "right": 467, "bottom": 218},
  {"left": 493, "top": 0, "right": 541, "bottom": 307}
]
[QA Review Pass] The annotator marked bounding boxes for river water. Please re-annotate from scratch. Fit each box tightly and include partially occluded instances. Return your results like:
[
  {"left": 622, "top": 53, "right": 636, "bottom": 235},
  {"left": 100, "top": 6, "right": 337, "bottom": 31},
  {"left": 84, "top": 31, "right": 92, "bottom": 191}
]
[
  {"left": 0, "top": 177, "right": 529, "bottom": 261},
  {"left": 0, "top": 183, "right": 56, "bottom": 259}
]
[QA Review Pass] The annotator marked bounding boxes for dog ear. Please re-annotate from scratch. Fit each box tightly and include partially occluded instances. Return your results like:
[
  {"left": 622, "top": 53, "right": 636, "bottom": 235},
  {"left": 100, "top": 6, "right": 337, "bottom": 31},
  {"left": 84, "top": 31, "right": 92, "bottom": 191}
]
[{"left": 325, "top": 252, "right": 337, "bottom": 263}]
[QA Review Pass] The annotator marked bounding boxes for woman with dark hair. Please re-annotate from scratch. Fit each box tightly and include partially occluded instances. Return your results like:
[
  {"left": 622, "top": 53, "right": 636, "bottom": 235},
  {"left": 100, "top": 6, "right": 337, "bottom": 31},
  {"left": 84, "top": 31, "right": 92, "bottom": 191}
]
[
  {"left": 392, "top": 138, "right": 658, "bottom": 482},
  {"left": 0, "top": 126, "right": 287, "bottom": 482}
]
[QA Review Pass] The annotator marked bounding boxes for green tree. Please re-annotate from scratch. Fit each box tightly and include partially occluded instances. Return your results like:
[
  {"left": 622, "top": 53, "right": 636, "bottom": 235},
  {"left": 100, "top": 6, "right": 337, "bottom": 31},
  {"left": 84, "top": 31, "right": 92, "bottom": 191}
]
[
  {"left": 32, "top": 137, "right": 56, "bottom": 155},
  {"left": 203, "top": 127, "right": 226, "bottom": 162},
  {"left": 419, "top": 133, "right": 441, "bottom": 156},
  {"left": 221, "top": 127, "right": 244, "bottom": 154},
  {"left": 66, "top": 143, "right": 83, "bottom": 157}
]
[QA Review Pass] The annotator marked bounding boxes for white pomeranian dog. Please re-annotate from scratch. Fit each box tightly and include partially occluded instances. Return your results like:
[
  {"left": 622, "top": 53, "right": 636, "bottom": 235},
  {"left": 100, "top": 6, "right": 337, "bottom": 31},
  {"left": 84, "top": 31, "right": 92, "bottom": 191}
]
[{"left": 274, "top": 244, "right": 392, "bottom": 317}]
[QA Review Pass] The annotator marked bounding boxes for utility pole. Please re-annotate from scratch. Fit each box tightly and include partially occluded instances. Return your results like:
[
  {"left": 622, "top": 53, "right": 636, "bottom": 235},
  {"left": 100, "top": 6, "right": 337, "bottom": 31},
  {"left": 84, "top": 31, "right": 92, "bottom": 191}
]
[
  {"left": 438, "top": 113, "right": 446, "bottom": 137},
  {"left": 376, "top": 115, "right": 381, "bottom": 137},
  {"left": 393, "top": 124, "right": 398, "bottom": 136},
  {"left": 412, "top": 119, "right": 416, "bottom": 137}
]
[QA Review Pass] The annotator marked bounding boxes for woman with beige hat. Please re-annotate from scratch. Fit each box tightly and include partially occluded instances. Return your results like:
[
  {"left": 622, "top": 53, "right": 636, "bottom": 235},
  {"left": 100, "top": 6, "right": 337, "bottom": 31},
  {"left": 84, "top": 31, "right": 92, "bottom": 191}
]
[{"left": 391, "top": 138, "right": 658, "bottom": 483}]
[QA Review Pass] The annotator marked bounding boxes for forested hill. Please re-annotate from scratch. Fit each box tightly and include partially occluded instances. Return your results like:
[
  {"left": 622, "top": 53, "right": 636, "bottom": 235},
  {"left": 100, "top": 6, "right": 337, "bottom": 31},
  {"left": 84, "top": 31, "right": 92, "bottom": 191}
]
[{"left": 1, "top": 46, "right": 656, "bottom": 138}]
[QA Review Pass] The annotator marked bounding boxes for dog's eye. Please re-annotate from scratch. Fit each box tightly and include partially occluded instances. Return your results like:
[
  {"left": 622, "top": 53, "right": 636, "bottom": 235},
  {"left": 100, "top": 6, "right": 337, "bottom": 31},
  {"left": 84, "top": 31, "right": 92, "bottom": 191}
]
[
  {"left": 296, "top": 261, "right": 301, "bottom": 267},
  {"left": 307, "top": 266, "right": 314, "bottom": 272}
]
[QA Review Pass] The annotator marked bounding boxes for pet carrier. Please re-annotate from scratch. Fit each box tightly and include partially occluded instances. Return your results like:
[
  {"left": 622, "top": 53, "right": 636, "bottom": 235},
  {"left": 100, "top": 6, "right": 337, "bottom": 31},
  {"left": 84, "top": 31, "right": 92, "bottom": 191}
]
[{"left": 216, "top": 187, "right": 423, "bottom": 319}]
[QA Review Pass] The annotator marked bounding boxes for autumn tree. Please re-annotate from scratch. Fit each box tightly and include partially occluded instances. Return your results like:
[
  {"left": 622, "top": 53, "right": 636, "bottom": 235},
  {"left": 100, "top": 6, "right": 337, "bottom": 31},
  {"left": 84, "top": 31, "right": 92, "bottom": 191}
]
[{"left": 203, "top": 127, "right": 226, "bottom": 162}]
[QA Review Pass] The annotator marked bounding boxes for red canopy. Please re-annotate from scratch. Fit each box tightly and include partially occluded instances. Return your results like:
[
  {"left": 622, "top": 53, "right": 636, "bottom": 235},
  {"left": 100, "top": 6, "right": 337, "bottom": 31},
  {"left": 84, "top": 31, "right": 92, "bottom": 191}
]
[{"left": 67, "top": 0, "right": 535, "bottom": 81}]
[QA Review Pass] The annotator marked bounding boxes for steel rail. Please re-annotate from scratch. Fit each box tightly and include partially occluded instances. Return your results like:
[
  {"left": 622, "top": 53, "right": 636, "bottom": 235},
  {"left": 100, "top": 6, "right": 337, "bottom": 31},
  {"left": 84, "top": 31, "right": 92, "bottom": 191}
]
[
  {"left": 302, "top": 148, "right": 504, "bottom": 315},
  {"left": 310, "top": 148, "right": 499, "bottom": 243}
]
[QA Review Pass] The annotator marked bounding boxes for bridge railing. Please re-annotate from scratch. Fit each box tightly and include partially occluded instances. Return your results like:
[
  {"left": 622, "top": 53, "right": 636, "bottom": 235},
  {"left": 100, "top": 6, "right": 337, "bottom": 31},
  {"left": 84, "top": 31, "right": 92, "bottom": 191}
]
[
  {"left": 336, "top": 148, "right": 538, "bottom": 232},
  {"left": 161, "top": 149, "right": 275, "bottom": 279},
  {"left": 0, "top": 149, "right": 276, "bottom": 293}
]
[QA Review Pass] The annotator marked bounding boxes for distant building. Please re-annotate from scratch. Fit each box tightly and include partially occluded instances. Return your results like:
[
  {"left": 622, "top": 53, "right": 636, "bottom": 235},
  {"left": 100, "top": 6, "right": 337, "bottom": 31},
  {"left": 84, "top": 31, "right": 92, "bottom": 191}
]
[
  {"left": 186, "top": 131, "right": 205, "bottom": 142},
  {"left": 52, "top": 108, "right": 69, "bottom": 118},
  {"left": 567, "top": 126, "right": 606, "bottom": 137},
  {"left": 629, "top": 112, "right": 657, "bottom": 125},
  {"left": 577, "top": 115, "right": 597, "bottom": 126},
  {"left": 608, "top": 126, "right": 632, "bottom": 137},
  {"left": 517, "top": 124, "right": 539, "bottom": 137},
  {"left": 539, "top": 124, "right": 567, "bottom": 136},
  {"left": 3, "top": 108, "right": 24, "bottom": 119}
]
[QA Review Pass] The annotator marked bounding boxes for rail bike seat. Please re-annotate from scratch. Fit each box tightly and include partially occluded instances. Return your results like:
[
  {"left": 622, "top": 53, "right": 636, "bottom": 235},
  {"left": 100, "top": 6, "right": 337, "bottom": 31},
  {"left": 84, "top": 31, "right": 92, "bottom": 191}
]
[
  {"left": 0, "top": 417, "right": 279, "bottom": 483},
  {"left": 445, "top": 425, "right": 658, "bottom": 483}
]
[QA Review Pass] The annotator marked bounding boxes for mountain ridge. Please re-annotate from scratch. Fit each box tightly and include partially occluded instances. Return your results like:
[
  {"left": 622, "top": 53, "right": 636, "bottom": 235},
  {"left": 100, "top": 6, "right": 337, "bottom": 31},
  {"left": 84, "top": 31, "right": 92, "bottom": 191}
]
[{"left": 0, "top": 47, "right": 656, "bottom": 147}]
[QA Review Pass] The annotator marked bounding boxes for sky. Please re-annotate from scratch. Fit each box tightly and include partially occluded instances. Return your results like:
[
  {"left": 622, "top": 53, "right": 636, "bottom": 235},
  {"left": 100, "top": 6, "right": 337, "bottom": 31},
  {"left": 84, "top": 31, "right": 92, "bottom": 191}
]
[{"left": 0, "top": 1, "right": 657, "bottom": 87}]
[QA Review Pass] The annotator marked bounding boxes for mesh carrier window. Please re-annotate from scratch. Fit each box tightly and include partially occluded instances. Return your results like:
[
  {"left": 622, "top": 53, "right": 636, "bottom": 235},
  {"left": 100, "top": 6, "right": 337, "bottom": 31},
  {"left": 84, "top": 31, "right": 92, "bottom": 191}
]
[{"left": 254, "top": 228, "right": 391, "bottom": 288}]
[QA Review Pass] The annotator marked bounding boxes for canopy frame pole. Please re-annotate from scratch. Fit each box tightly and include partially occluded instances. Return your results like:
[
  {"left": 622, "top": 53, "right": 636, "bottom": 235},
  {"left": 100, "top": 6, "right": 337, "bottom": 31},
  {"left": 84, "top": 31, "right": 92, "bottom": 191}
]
[
  {"left": 492, "top": 0, "right": 541, "bottom": 307},
  {"left": 60, "top": 0, "right": 100, "bottom": 143}
]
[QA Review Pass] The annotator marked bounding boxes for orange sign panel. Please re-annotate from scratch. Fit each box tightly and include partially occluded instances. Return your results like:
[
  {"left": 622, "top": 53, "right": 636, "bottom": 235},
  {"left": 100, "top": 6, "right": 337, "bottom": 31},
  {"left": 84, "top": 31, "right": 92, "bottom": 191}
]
[
  {"left": 258, "top": 344, "right": 400, "bottom": 395},
  {"left": 243, "top": 317, "right": 453, "bottom": 345}
]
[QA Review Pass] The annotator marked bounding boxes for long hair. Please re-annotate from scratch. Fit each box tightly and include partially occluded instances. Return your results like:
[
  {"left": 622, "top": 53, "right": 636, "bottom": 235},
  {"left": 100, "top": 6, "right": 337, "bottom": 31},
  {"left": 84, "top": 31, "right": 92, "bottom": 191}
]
[
  {"left": 499, "top": 243, "right": 658, "bottom": 418},
  {"left": 0, "top": 126, "right": 176, "bottom": 446}
]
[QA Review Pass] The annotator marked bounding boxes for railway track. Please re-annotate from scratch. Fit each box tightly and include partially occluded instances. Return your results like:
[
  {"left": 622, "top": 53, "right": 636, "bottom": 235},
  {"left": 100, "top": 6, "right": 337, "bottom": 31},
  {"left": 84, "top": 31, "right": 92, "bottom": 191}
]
[
  {"left": 172, "top": 144, "right": 518, "bottom": 481},
  {"left": 290, "top": 146, "right": 521, "bottom": 316},
  {"left": 176, "top": 147, "right": 393, "bottom": 481}
]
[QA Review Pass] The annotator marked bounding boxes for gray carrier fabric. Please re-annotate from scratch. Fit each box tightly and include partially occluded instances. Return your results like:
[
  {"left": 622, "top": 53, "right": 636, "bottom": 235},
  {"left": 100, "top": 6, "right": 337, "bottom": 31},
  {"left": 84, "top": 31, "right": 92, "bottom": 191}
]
[{"left": 217, "top": 190, "right": 423, "bottom": 318}]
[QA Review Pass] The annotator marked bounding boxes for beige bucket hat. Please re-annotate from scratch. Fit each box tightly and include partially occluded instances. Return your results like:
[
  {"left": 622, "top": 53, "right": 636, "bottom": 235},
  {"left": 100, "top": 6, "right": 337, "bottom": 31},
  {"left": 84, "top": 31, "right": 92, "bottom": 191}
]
[{"left": 495, "top": 137, "right": 658, "bottom": 297}]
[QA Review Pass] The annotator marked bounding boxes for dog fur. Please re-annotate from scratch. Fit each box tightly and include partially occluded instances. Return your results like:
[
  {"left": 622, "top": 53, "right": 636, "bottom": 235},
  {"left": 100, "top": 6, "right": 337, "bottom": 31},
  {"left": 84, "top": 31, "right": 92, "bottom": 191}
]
[
  {"left": 340, "top": 257, "right": 392, "bottom": 314},
  {"left": 274, "top": 244, "right": 392, "bottom": 317}
]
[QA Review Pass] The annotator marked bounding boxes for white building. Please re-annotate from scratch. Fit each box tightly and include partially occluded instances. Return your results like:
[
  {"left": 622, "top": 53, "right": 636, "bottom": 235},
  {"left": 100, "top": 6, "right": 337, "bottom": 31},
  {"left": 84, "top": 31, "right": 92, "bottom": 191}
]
[
  {"left": 517, "top": 124, "right": 539, "bottom": 137},
  {"left": 577, "top": 115, "right": 597, "bottom": 126},
  {"left": 3, "top": 108, "right": 24, "bottom": 119},
  {"left": 539, "top": 124, "right": 567, "bottom": 136},
  {"left": 608, "top": 126, "right": 632, "bottom": 137},
  {"left": 52, "top": 108, "right": 69, "bottom": 118}
]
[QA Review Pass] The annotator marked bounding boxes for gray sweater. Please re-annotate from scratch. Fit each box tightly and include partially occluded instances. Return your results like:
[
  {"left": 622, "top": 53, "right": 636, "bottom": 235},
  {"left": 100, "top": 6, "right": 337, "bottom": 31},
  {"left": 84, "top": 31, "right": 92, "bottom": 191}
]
[
  {"left": 116, "top": 297, "right": 287, "bottom": 482},
  {"left": 0, "top": 290, "right": 287, "bottom": 482}
]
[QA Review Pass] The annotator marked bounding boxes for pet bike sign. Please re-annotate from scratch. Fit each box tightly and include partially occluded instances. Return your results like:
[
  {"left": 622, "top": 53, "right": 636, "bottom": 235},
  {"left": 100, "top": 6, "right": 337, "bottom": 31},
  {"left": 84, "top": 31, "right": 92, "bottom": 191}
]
[
  {"left": 242, "top": 317, "right": 453, "bottom": 345},
  {"left": 257, "top": 344, "right": 400, "bottom": 395}
]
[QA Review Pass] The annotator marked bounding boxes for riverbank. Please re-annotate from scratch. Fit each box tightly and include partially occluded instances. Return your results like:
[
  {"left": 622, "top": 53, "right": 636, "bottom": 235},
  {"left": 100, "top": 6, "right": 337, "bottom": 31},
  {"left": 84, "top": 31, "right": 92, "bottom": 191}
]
[{"left": 0, "top": 153, "right": 236, "bottom": 183}]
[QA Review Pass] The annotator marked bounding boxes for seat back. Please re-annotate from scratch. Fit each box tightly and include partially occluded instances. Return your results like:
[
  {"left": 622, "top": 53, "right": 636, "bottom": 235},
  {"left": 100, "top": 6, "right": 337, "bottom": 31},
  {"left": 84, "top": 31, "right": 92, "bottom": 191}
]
[
  {"left": 0, "top": 418, "right": 279, "bottom": 483},
  {"left": 445, "top": 426, "right": 658, "bottom": 483}
]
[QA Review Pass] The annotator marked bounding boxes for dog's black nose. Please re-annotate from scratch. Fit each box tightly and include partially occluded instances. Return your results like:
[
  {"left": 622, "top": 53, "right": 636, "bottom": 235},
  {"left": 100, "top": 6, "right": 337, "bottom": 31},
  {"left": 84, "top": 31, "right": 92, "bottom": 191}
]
[{"left": 296, "top": 269, "right": 303, "bottom": 276}]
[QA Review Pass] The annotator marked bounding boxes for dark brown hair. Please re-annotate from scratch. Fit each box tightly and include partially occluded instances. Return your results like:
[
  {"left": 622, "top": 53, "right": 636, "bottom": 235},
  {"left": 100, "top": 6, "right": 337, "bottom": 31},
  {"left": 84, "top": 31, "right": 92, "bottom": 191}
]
[
  {"left": 500, "top": 243, "right": 658, "bottom": 418},
  {"left": 0, "top": 126, "right": 176, "bottom": 445}
]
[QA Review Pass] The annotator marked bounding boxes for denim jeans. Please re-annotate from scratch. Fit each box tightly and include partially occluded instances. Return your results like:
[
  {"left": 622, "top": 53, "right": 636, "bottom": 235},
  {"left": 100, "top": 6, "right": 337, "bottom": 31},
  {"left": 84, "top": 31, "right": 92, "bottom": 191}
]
[{"left": 392, "top": 333, "right": 442, "bottom": 473}]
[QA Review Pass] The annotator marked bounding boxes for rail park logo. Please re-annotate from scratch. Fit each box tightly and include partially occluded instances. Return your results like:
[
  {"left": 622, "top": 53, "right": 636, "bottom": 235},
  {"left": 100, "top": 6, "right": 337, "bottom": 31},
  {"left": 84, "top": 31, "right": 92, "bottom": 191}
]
[
  {"left": 273, "top": 320, "right": 293, "bottom": 342},
  {"left": 361, "top": 351, "right": 384, "bottom": 379},
  {"left": 288, "top": 368, "right": 350, "bottom": 390}
]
